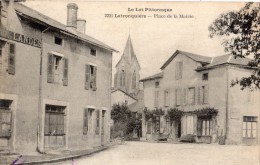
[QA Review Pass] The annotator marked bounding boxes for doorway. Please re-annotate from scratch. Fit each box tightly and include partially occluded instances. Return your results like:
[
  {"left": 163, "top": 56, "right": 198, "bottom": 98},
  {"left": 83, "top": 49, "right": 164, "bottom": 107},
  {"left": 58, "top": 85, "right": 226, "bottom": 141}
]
[{"left": 101, "top": 110, "right": 106, "bottom": 145}]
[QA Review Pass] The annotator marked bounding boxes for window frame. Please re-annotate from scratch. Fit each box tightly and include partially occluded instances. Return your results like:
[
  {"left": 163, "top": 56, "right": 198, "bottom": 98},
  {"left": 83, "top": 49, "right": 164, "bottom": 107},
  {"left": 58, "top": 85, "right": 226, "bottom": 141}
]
[
  {"left": 54, "top": 36, "right": 63, "bottom": 46},
  {"left": 243, "top": 116, "right": 257, "bottom": 139},
  {"left": 90, "top": 48, "right": 97, "bottom": 56},
  {"left": 164, "top": 90, "right": 169, "bottom": 107},
  {"left": 155, "top": 81, "right": 160, "bottom": 88},
  {"left": 188, "top": 87, "right": 195, "bottom": 105},
  {"left": 175, "top": 61, "right": 183, "bottom": 80},
  {"left": 202, "top": 73, "right": 208, "bottom": 81}
]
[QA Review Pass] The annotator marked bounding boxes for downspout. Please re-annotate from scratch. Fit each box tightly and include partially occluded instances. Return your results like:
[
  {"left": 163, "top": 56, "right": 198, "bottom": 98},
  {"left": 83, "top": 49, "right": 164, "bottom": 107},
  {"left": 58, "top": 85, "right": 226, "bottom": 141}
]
[
  {"left": 36, "top": 27, "right": 49, "bottom": 154},
  {"left": 225, "top": 65, "right": 229, "bottom": 143}
]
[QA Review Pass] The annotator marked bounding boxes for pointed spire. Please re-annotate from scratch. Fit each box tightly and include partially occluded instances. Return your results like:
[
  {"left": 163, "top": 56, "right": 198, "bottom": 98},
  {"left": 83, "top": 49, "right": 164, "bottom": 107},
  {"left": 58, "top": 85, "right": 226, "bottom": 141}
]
[{"left": 122, "top": 35, "right": 136, "bottom": 63}]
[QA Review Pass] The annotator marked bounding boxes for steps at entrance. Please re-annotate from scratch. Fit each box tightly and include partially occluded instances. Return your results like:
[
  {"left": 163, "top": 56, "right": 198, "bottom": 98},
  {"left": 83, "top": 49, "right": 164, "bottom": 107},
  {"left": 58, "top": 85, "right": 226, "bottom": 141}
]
[{"left": 179, "top": 134, "right": 196, "bottom": 143}]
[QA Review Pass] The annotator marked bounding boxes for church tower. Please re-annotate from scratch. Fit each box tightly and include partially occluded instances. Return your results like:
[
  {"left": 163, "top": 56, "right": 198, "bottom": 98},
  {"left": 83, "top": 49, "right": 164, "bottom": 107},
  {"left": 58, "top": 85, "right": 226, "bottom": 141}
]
[{"left": 114, "top": 35, "right": 141, "bottom": 95}]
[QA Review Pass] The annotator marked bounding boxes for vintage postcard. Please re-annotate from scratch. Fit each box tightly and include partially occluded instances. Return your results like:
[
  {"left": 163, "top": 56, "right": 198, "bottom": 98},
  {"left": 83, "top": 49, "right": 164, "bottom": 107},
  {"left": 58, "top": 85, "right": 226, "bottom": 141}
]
[{"left": 0, "top": 0, "right": 259, "bottom": 164}]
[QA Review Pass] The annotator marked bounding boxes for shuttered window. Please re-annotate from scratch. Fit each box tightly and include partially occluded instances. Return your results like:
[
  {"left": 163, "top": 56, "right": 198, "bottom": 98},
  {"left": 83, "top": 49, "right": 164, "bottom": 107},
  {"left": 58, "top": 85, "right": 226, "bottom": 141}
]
[
  {"left": 0, "top": 41, "right": 4, "bottom": 70},
  {"left": 202, "top": 85, "right": 209, "bottom": 104},
  {"left": 44, "top": 105, "right": 65, "bottom": 136},
  {"left": 154, "top": 91, "right": 159, "bottom": 108},
  {"left": 0, "top": 110, "right": 12, "bottom": 138},
  {"left": 95, "top": 110, "right": 100, "bottom": 135},
  {"left": 47, "top": 54, "right": 54, "bottom": 83},
  {"left": 176, "top": 88, "right": 182, "bottom": 106},
  {"left": 8, "top": 43, "right": 15, "bottom": 75},
  {"left": 63, "top": 58, "right": 68, "bottom": 86},
  {"left": 85, "top": 65, "right": 97, "bottom": 91},
  {"left": 83, "top": 108, "right": 88, "bottom": 134},
  {"left": 164, "top": 90, "right": 169, "bottom": 107},
  {"left": 197, "top": 116, "right": 212, "bottom": 136},
  {"left": 183, "top": 88, "right": 187, "bottom": 105},
  {"left": 175, "top": 61, "right": 183, "bottom": 80},
  {"left": 188, "top": 87, "right": 195, "bottom": 105}
]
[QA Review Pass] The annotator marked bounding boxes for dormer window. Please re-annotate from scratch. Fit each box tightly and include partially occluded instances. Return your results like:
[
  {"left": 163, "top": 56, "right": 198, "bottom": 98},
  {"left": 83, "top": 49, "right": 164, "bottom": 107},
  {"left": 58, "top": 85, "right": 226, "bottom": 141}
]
[
  {"left": 54, "top": 37, "right": 63, "bottom": 46},
  {"left": 90, "top": 49, "right": 97, "bottom": 56}
]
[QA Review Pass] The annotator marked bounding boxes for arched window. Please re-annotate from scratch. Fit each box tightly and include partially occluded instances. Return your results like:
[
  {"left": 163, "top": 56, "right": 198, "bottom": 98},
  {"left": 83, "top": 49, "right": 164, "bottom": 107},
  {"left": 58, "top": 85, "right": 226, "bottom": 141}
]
[
  {"left": 132, "top": 71, "right": 136, "bottom": 89},
  {"left": 120, "top": 70, "right": 126, "bottom": 87}
]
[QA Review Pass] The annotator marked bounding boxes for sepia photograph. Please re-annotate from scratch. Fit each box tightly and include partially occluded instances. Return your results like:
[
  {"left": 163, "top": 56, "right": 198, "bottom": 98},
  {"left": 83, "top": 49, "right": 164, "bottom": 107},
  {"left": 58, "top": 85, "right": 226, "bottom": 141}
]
[{"left": 0, "top": 0, "right": 259, "bottom": 164}]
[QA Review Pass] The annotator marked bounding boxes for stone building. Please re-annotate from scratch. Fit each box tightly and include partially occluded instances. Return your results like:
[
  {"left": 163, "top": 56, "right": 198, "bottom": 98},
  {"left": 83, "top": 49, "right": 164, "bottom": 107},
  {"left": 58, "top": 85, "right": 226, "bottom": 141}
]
[
  {"left": 141, "top": 50, "right": 259, "bottom": 145},
  {"left": 0, "top": 0, "right": 116, "bottom": 154}
]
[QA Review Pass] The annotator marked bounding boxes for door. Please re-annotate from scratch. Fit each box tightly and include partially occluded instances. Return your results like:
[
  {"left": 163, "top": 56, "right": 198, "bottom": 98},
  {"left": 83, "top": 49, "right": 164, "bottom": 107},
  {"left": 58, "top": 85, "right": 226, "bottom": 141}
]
[
  {"left": 101, "top": 110, "right": 106, "bottom": 145},
  {"left": 186, "top": 115, "right": 194, "bottom": 135}
]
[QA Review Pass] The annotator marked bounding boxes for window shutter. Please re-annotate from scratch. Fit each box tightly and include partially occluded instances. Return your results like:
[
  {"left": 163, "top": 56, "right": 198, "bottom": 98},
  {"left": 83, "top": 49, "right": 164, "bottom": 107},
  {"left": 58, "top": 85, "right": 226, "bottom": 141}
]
[
  {"left": 44, "top": 113, "right": 50, "bottom": 135},
  {"left": 0, "top": 110, "right": 12, "bottom": 137},
  {"left": 197, "top": 86, "right": 201, "bottom": 105},
  {"left": 197, "top": 119, "right": 202, "bottom": 136},
  {"left": 85, "top": 64, "right": 90, "bottom": 90},
  {"left": 47, "top": 54, "right": 54, "bottom": 83},
  {"left": 8, "top": 43, "right": 15, "bottom": 75},
  {"left": 204, "top": 85, "right": 209, "bottom": 104},
  {"left": 95, "top": 110, "right": 100, "bottom": 135},
  {"left": 183, "top": 88, "right": 187, "bottom": 105},
  {"left": 114, "top": 72, "right": 118, "bottom": 88},
  {"left": 92, "top": 66, "right": 97, "bottom": 91},
  {"left": 63, "top": 58, "right": 68, "bottom": 86},
  {"left": 83, "top": 108, "right": 88, "bottom": 134},
  {"left": 179, "top": 62, "right": 183, "bottom": 79}
]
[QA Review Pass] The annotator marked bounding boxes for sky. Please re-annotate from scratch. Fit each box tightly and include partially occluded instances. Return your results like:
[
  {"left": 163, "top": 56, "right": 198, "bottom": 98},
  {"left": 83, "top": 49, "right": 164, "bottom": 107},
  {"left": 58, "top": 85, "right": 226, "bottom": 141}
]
[{"left": 23, "top": 0, "right": 244, "bottom": 79}]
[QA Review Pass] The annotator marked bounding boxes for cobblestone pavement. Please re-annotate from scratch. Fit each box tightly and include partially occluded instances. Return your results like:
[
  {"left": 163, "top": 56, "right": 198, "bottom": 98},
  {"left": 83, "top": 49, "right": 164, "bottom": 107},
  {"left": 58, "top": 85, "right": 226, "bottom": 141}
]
[{"left": 56, "top": 141, "right": 259, "bottom": 165}]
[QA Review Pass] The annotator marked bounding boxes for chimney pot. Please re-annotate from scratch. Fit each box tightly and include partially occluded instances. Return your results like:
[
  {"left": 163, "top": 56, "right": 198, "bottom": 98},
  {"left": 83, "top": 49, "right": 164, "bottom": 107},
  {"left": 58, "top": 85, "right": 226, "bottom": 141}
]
[
  {"left": 67, "top": 3, "right": 78, "bottom": 29},
  {"left": 77, "top": 19, "right": 86, "bottom": 34}
]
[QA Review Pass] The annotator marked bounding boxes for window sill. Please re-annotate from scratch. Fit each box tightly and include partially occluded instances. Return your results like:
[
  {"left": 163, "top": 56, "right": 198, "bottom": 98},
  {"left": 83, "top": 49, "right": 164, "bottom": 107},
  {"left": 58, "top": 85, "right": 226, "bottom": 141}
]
[{"left": 242, "top": 137, "right": 256, "bottom": 139}]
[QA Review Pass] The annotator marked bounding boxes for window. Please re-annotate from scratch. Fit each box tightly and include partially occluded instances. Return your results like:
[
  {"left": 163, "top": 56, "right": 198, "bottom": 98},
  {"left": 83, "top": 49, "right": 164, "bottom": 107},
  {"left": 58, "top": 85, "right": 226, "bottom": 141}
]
[
  {"left": 0, "top": 100, "right": 12, "bottom": 138},
  {"left": 154, "top": 91, "right": 159, "bottom": 108},
  {"left": 95, "top": 110, "right": 100, "bottom": 135},
  {"left": 132, "top": 71, "right": 136, "bottom": 89},
  {"left": 164, "top": 90, "right": 169, "bottom": 107},
  {"left": 197, "top": 116, "right": 212, "bottom": 136},
  {"left": 243, "top": 116, "right": 257, "bottom": 138},
  {"left": 175, "top": 88, "right": 182, "bottom": 106},
  {"left": 188, "top": 87, "right": 195, "bottom": 105},
  {"left": 47, "top": 54, "right": 68, "bottom": 85},
  {"left": 0, "top": 41, "right": 4, "bottom": 70},
  {"left": 120, "top": 70, "right": 126, "bottom": 87},
  {"left": 155, "top": 81, "right": 160, "bottom": 88},
  {"left": 44, "top": 105, "right": 65, "bottom": 136},
  {"left": 83, "top": 108, "right": 94, "bottom": 134},
  {"left": 90, "top": 49, "right": 97, "bottom": 56},
  {"left": 202, "top": 73, "right": 208, "bottom": 81},
  {"left": 54, "top": 37, "right": 63, "bottom": 46},
  {"left": 85, "top": 64, "right": 97, "bottom": 90},
  {"left": 202, "top": 85, "right": 209, "bottom": 104},
  {"left": 175, "top": 61, "right": 183, "bottom": 80},
  {"left": 8, "top": 43, "right": 15, "bottom": 75}
]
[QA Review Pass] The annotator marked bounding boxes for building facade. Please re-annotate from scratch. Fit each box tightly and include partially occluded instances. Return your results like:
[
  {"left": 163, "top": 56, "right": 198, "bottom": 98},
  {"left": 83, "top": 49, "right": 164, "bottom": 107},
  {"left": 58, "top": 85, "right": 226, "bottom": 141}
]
[
  {"left": 0, "top": 0, "right": 115, "bottom": 154},
  {"left": 141, "top": 50, "right": 259, "bottom": 145}
]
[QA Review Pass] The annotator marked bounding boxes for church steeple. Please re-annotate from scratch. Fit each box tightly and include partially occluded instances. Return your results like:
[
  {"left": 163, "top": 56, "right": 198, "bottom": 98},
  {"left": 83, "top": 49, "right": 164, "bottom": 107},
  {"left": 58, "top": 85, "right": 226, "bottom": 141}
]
[{"left": 114, "top": 35, "right": 141, "bottom": 95}]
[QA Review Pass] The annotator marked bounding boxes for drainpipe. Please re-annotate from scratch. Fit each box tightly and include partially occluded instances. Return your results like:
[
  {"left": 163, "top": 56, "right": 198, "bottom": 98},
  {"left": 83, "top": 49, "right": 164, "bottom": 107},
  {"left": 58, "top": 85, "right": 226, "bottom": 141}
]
[
  {"left": 225, "top": 65, "right": 229, "bottom": 143},
  {"left": 37, "top": 27, "right": 50, "bottom": 154}
]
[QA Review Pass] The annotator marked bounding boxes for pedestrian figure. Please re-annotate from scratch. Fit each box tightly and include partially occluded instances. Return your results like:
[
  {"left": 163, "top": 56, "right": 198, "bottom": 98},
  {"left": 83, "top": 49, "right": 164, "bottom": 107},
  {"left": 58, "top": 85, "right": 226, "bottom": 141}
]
[{"left": 120, "top": 130, "right": 125, "bottom": 144}]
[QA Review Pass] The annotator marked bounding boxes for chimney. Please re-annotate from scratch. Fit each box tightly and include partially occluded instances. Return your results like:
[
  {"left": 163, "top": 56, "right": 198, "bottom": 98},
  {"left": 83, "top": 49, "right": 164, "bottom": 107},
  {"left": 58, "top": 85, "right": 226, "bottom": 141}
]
[
  {"left": 66, "top": 3, "right": 78, "bottom": 29},
  {"left": 77, "top": 19, "right": 86, "bottom": 33}
]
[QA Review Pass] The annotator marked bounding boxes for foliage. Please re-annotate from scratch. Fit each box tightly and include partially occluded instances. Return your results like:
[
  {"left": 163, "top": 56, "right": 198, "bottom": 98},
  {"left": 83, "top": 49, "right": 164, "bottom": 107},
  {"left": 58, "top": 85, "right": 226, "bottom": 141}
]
[
  {"left": 111, "top": 103, "right": 142, "bottom": 139},
  {"left": 209, "top": 2, "right": 260, "bottom": 90},
  {"left": 167, "top": 108, "right": 184, "bottom": 122},
  {"left": 187, "top": 107, "right": 218, "bottom": 116},
  {"left": 143, "top": 107, "right": 164, "bottom": 122}
]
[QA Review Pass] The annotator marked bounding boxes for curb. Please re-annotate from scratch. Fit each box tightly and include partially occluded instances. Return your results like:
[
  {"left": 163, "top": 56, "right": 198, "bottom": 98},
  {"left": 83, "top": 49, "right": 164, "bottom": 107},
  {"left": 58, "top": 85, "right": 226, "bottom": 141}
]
[{"left": 21, "top": 144, "right": 114, "bottom": 165}]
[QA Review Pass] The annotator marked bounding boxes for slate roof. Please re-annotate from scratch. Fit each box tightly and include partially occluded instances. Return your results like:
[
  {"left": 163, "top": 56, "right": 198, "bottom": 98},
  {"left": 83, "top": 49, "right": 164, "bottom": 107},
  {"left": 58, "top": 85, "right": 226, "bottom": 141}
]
[
  {"left": 196, "top": 54, "right": 252, "bottom": 71},
  {"left": 115, "top": 35, "right": 141, "bottom": 68},
  {"left": 15, "top": 2, "right": 117, "bottom": 52},
  {"left": 160, "top": 50, "right": 212, "bottom": 70},
  {"left": 140, "top": 72, "right": 163, "bottom": 82}
]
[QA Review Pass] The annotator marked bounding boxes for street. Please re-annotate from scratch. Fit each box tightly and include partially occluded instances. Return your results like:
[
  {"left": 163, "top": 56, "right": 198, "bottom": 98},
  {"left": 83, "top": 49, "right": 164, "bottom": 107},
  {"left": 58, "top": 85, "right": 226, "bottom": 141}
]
[{"left": 55, "top": 142, "right": 259, "bottom": 165}]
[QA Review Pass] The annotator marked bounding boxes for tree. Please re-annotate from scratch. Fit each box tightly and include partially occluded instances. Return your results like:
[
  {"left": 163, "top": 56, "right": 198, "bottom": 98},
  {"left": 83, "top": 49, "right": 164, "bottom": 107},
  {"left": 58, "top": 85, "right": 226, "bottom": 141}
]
[
  {"left": 111, "top": 103, "right": 142, "bottom": 140},
  {"left": 209, "top": 2, "right": 260, "bottom": 90}
]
